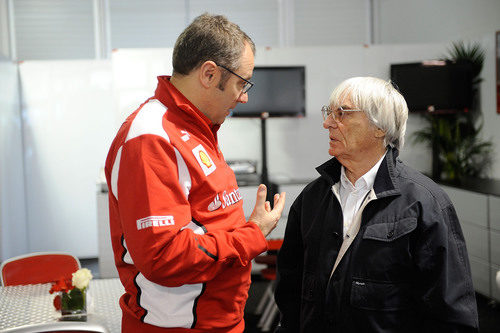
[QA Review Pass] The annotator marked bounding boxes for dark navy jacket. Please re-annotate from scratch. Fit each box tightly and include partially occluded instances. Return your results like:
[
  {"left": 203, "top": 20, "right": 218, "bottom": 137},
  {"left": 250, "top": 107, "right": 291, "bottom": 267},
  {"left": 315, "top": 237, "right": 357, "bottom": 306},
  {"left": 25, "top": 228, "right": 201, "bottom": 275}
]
[{"left": 275, "top": 148, "right": 479, "bottom": 332}]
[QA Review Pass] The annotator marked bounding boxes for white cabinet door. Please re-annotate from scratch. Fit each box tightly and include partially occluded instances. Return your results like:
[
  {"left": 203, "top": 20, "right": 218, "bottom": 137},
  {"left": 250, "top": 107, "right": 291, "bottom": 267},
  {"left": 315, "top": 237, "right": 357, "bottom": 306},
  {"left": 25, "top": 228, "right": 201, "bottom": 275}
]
[
  {"left": 97, "top": 191, "right": 119, "bottom": 278},
  {"left": 441, "top": 185, "right": 490, "bottom": 297},
  {"left": 469, "top": 257, "right": 490, "bottom": 296},
  {"left": 441, "top": 186, "right": 488, "bottom": 228},
  {"left": 489, "top": 195, "right": 500, "bottom": 232},
  {"left": 460, "top": 223, "right": 489, "bottom": 262},
  {"left": 490, "top": 229, "right": 500, "bottom": 267}
]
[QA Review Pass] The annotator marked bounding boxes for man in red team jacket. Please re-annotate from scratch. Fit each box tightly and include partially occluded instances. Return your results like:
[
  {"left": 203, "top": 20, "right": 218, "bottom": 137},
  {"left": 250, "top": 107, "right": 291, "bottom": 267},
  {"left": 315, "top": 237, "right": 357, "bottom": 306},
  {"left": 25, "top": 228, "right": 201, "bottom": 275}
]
[{"left": 105, "top": 13, "right": 286, "bottom": 333}]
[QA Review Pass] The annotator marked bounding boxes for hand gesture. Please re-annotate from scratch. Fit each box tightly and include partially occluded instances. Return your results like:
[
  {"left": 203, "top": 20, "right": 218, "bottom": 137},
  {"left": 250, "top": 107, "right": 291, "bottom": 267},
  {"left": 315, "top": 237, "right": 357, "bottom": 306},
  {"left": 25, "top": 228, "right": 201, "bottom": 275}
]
[{"left": 248, "top": 184, "right": 286, "bottom": 237}]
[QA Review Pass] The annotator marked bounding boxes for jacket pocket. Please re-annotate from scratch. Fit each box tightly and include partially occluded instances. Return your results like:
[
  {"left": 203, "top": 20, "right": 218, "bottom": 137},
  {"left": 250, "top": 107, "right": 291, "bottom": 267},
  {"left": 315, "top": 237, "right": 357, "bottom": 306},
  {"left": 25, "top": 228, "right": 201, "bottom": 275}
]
[
  {"left": 350, "top": 278, "right": 412, "bottom": 311},
  {"left": 363, "top": 217, "right": 417, "bottom": 242}
]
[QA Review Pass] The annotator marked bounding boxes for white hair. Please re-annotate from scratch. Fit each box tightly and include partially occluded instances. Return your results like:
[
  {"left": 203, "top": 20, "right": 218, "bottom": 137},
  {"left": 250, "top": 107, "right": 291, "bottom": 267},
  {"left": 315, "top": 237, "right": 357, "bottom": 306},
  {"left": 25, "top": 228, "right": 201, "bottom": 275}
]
[{"left": 329, "top": 77, "right": 409, "bottom": 150}]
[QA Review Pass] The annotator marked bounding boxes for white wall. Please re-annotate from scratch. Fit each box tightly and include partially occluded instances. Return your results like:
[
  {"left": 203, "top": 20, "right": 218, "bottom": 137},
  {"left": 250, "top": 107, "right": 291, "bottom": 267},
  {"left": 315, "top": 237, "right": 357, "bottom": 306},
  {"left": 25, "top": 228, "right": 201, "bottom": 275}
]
[
  {"left": 111, "top": 48, "right": 173, "bottom": 129},
  {"left": 19, "top": 60, "right": 113, "bottom": 258},
  {"left": 0, "top": 57, "right": 27, "bottom": 261},
  {"left": 0, "top": 0, "right": 10, "bottom": 59},
  {"left": 4, "top": 0, "right": 500, "bottom": 61},
  {"left": 376, "top": 0, "right": 500, "bottom": 44}
]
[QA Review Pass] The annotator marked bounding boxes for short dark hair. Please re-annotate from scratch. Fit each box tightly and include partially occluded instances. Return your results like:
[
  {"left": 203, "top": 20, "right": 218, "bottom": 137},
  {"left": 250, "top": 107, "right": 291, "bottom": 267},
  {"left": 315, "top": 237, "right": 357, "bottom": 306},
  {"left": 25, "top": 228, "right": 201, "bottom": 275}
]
[{"left": 172, "top": 13, "right": 255, "bottom": 84}]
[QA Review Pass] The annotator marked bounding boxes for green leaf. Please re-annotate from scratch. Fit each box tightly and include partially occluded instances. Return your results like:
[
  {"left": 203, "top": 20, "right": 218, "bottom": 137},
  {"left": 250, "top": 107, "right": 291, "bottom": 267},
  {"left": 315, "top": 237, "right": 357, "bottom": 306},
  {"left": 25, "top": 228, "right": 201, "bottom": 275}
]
[{"left": 61, "top": 289, "right": 86, "bottom": 313}]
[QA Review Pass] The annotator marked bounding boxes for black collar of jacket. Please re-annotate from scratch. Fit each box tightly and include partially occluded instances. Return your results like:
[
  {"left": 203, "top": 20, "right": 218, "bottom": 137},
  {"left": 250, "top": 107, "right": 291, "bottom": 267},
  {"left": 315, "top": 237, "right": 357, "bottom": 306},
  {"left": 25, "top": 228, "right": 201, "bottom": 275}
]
[{"left": 315, "top": 147, "right": 401, "bottom": 199}]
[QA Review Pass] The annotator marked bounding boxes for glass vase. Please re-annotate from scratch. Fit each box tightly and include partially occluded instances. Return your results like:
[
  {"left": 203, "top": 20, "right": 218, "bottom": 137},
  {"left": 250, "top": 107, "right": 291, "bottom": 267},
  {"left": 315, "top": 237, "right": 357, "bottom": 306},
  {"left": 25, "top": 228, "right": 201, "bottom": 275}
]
[{"left": 60, "top": 288, "right": 87, "bottom": 321}]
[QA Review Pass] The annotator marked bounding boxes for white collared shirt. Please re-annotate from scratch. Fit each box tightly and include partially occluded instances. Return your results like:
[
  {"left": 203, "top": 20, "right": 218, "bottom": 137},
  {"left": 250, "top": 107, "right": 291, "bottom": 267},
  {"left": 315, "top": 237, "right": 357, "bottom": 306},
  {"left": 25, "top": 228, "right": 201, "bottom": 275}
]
[{"left": 339, "top": 151, "right": 387, "bottom": 238}]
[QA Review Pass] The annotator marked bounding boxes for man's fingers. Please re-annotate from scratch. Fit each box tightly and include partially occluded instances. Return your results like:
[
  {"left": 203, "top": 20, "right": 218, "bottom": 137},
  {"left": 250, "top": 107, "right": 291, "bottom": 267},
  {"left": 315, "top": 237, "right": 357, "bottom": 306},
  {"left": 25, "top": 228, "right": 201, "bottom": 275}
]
[
  {"left": 254, "top": 184, "right": 267, "bottom": 207},
  {"left": 272, "top": 192, "right": 286, "bottom": 214},
  {"left": 273, "top": 193, "right": 280, "bottom": 206},
  {"left": 249, "top": 190, "right": 286, "bottom": 237}
]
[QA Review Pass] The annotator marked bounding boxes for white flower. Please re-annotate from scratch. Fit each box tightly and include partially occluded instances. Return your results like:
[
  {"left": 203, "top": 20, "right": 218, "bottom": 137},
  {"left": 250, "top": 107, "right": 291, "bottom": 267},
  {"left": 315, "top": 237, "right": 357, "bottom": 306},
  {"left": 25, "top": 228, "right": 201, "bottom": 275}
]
[{"left": 72, "top": 268, "right": 93, "bottom": 290}]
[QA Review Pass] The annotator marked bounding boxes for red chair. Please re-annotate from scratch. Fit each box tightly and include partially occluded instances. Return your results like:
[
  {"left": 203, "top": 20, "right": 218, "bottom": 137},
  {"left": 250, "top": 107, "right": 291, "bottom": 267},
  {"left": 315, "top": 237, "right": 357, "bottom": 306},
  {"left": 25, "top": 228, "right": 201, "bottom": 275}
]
[
  {"left": 254, "top": 239, "right": 283, "bottom": 332},
  {"left": 1, "top": 252, "right": 81, "bottom": 286}
]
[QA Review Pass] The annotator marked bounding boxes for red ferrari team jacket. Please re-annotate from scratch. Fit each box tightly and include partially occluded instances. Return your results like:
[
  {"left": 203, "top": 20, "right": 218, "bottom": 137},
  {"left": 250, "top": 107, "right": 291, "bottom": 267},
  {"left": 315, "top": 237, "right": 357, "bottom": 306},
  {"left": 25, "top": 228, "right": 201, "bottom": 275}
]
[{"left": 105, "top": 76, "right": 268, "bottom": 332}]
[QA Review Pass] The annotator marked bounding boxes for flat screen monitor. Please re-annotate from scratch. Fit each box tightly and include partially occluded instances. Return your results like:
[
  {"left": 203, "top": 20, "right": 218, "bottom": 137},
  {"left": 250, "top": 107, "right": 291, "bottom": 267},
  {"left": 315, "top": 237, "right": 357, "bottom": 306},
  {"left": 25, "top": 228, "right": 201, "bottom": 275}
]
[
  {"left": 390, "top": 61, "right": 473, "bottom": 112},
  {"left": 231, "top": 66, "right": 306, "bottom": 117}
]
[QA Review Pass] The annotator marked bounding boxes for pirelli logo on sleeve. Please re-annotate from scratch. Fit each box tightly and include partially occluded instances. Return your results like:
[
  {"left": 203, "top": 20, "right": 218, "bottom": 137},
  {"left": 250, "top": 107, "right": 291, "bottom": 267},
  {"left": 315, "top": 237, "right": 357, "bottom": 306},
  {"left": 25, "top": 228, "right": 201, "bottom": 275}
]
[
  {"left": 137, "top": 216, "right": 175, "bottom": 230},
  {"left": 192, "top": 144, "right": 216, "bottom": 176}
]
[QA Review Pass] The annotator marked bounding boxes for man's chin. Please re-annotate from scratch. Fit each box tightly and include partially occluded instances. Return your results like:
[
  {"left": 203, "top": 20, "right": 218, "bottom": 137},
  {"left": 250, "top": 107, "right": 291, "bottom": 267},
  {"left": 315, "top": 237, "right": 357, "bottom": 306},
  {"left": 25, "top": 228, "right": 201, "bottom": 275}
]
[
  {"left": 215, "top": 117, "right": 227, "bottom": 125},
  {"left": 328, "top": 148, "right": 337, "bottom": 156}
]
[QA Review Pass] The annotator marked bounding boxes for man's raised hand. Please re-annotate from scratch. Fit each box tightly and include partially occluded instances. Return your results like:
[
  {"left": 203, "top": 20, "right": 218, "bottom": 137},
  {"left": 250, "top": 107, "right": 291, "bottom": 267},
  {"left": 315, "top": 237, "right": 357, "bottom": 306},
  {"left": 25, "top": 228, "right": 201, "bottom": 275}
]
[{"left": 248, "top": 184, "right": 286, "bottom": 237}]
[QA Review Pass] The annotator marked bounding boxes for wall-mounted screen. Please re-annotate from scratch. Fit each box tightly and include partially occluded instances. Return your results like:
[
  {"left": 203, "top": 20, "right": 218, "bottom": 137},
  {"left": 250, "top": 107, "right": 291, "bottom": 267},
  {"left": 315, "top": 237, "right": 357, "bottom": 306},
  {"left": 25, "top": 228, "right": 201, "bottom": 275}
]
[
  {"left": 391, "top": 61, "right": 473, "bottom": 112},
  {"left": 231, "top": 66, "right": 306, "bottom": 117}
]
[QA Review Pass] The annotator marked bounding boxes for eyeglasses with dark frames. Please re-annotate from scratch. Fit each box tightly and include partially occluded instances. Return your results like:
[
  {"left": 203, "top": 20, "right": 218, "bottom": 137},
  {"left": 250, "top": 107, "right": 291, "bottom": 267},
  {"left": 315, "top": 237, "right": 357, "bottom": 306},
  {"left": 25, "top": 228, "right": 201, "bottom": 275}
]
[
  {"left": 321, "top": 105, "right": 363, "bottom": 122},
  {"left": 216, "top": 64, "right": 254, "bottom": 94}
]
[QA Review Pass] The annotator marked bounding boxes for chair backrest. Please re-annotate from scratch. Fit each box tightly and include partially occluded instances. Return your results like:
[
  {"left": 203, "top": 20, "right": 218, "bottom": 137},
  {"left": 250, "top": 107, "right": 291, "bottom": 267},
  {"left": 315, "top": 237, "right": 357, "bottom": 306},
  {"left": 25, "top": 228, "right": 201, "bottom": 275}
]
[
  {"left": 0, "top": 252, "right": 81, "bottom": 286},
  {"left": 0, "top": 321, "right": 108, "bottom": 333}
]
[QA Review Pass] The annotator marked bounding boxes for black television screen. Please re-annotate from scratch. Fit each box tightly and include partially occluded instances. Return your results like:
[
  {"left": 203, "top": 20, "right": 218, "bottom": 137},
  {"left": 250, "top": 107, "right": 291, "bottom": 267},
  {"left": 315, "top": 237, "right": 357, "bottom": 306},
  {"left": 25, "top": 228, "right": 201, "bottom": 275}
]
[
  {"left": 231, "top": 66, "right": 306, "bottom": 117},
  {"left": 390, "top": 62, "right": 473, "bottom": 112}
]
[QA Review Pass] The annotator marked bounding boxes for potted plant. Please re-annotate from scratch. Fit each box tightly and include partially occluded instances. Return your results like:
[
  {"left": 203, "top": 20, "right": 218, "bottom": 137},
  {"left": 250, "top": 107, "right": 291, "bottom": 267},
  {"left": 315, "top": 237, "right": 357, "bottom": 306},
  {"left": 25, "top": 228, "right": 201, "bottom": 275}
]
[{"left": 411, "top": 41, "right": 493, "bottom": 182}]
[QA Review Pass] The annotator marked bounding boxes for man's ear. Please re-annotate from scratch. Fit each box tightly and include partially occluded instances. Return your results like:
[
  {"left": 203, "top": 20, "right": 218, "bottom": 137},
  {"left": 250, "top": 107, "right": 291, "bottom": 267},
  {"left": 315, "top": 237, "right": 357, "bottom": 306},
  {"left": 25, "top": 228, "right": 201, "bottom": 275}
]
[
  {"left": 198, "top": 61, "right": 218, "bottom": 89},
  {"left": 375, "top": 127, "right": 386, "bottom": 138}
]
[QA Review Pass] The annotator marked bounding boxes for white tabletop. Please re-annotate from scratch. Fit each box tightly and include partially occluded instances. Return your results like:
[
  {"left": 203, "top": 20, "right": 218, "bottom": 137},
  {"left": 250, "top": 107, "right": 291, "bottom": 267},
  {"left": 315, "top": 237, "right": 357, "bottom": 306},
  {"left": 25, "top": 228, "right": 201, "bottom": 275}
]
[{"left": 0, "top": 278, "right": 124, "bottom": 333}]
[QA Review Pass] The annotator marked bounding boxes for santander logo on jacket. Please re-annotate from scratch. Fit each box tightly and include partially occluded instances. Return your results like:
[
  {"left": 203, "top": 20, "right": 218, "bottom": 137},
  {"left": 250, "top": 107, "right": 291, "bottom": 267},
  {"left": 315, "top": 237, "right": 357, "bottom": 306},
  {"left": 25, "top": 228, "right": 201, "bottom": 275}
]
[{"left": 208, "top": 188, "right": 243, "bottom": 212}]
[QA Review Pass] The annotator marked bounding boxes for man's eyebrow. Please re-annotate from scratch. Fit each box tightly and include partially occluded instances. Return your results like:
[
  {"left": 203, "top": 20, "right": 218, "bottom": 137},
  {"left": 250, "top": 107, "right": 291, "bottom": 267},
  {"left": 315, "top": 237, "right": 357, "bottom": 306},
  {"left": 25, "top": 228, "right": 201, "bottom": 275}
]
[{"left": 242, "top": 69, "right": 253, "bottom": 80}]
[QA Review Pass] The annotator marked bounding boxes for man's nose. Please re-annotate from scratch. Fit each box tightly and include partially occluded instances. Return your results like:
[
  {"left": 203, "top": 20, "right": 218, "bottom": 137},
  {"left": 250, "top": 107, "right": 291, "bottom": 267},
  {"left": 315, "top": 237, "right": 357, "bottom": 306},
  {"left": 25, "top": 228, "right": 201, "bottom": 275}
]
[
  {"left": 323, "top": 115, "right": 338, "bottom": 129},
  {"left": 237, "top": 91, "right": 248, "bottom": 103}
]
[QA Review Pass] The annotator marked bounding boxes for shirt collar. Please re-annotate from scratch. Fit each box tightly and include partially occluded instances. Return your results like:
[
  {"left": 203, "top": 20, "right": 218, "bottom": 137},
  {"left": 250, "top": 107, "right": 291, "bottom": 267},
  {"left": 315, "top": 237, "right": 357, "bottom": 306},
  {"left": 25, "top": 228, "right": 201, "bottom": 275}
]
[
  {"left": 340, "top": 150, "right": 388, "bottom": 191},
  {"left": 316, "top": 147, "right": 401, "bottom": 198}
]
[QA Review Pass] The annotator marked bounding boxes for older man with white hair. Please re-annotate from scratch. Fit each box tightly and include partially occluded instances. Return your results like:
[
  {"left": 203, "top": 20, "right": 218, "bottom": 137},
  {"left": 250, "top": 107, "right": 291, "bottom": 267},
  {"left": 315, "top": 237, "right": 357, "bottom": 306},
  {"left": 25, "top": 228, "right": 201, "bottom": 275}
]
[{"left": 274, "top": 77, "right": 479, "bottom": 332}]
